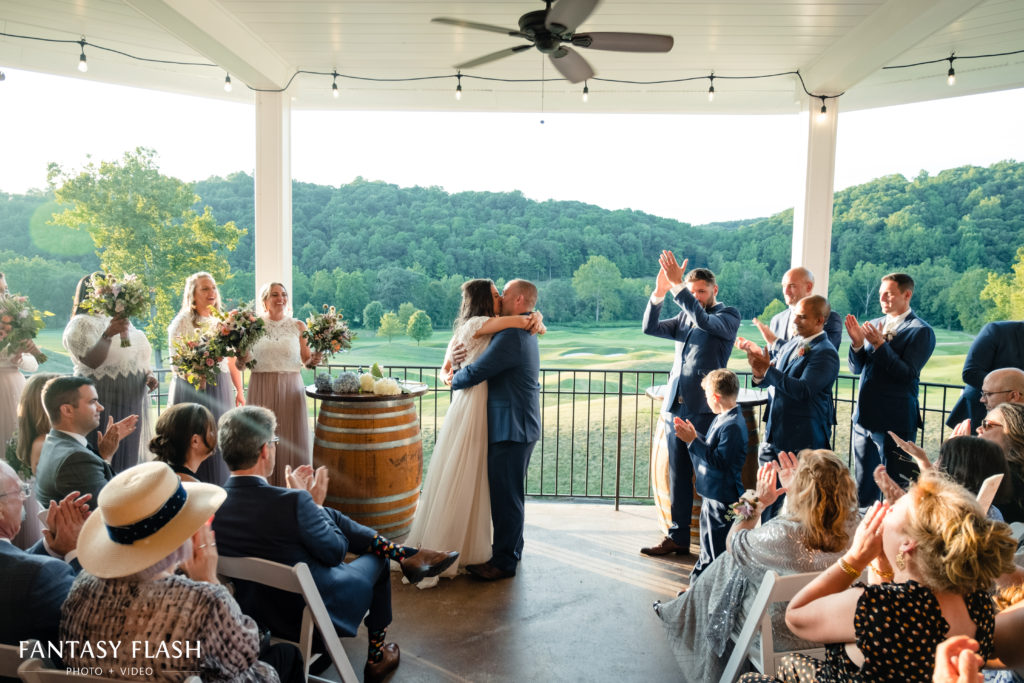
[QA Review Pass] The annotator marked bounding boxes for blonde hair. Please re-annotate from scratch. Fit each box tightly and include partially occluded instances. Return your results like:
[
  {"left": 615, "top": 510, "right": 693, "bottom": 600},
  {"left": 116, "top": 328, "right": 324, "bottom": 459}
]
[
  {"left": 15, "top": 372, "right": 60, "bottom": 471},
  {"left": 992, "top": 403, "right": 1024, "bottom": 470},
  {"left": 178, "top": 272, "right": 221, "bottom": 325},
  {"left": 905, "top": 469, "right": 1016, "bottom": 595},
  {"left": 257, "top": 281, "right": 288, "bottom": 315},
  {"left": 701, "top": 369, "right": 739, "bottom": 399},
  {"left": 785, "top": 449, "right": 858, "bottom": 553}
]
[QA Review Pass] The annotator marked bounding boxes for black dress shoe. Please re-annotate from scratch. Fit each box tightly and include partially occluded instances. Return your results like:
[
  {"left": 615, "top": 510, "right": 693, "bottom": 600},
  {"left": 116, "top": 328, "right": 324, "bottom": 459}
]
[
  {"left": 640, "top": 537, "right": 691, "bottom": 557},
  {"left": 364, "top": 643, "right": 399, "bottom": 683},
  {"left": 399, "top": 548, "right": 460, "bottom": 584},
  {"left": 465, "top": 562, "right": 516, "bottom": 581}
]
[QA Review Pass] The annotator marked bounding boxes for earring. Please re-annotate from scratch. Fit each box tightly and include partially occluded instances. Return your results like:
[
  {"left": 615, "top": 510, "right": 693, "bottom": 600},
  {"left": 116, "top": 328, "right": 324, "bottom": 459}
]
[{"left": 894, "top": 550, "right": 907, "bottom": 571}]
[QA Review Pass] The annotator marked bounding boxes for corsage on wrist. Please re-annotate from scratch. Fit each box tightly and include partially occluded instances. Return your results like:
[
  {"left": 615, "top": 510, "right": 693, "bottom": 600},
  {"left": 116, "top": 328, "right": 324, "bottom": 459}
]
[{"left": 727, "top": 490, "right": 760, "bottom": 522}]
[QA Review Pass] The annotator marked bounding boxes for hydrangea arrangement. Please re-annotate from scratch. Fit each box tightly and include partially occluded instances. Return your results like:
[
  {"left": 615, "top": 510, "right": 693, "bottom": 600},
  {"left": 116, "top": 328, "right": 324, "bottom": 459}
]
[
  {"left": 303, "top": 304, "right": 354, "bottom": 363},
  {"left": 359, "top": 373, "right": 376, "bottom": 392},
  {"left": 82, "top": 272, "right": 150, "bottom": 347},
  {"left": 332, "top": 371, "right": 360, "bottom": 394},
  {"left": 170, "top": 328, "right": 224, "bottom": 390},
  {"left": 0, "top": 293, "right": 51, "bottom": 363},
  {"left": 212, "top": 302, "right": 266, "bottom": 369},
  {"left": 373, "top": 378, "right": 401, "bottom": 396}
]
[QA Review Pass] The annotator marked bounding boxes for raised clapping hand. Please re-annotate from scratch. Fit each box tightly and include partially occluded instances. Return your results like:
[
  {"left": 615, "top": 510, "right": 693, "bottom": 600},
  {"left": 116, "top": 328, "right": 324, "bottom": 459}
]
[
  {"left": 673, "top": 417, "right": 697, "bottom": 444},
  {"left": 775, "top": 451, "right": 799, "bottom": 492},
  {"left": 862, "top": 321, "right": 885, "bottom": 348},
  {"left": 844, "top": 501, "right": 890, "bottom": 571},
  {"left": 735, "top": 337, "right": 770, "bottom": 377},
  {"left": 873, "top": 464, "right": 906, "bottom": 505},
  {"left": 887, "top": 430, "right": 931, "bottom": 471},
  {"left": 844, "top": 314, "right": 866, "bottom": 348},
  {"left": 43, "top": 491, "right": 92, "bottom": 557},
  {"left": 97, "top": 414, "right": 140, "bottom": 461},
  {"left": 932, "top": 636, "right": 984, "bottom": 683},
  {"left": 755, "top": 461, "right": 786, "bottom": 508},
  {"left": 658, "top": 250, "right": 688, "bottom": 287},
  {"left": 752, "top": 317, "right": 777, "bottom": 346},
  {"left": 285, "top": 464, "right": 329, "bottom": 506},
  {"left": 951, "top": 419, "right": 973, "bottom": 437}
]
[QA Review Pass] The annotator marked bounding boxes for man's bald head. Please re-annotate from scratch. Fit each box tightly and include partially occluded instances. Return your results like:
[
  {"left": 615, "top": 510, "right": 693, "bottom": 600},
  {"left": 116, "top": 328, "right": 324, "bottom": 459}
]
[
  {"left": 782, "top": 267, "right": 816, "bottom": 307},
  {"left": 981, "top": 367, "right": 1024, "bottom": 411},
  {"left": 0, "top": 461, "right": 23, "bottom": 540}
]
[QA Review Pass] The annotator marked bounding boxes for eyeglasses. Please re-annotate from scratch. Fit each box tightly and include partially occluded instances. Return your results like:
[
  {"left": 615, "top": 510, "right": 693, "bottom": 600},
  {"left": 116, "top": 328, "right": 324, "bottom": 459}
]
[
  {"left": 0, "top": 482, "right": 31, "bottom": 500},
  {"left": 980, "top": 419, "right": 1004, "bottom": 430},
  {"left": 980, "top": 389, "right": 1013, "bottom": 400},
  {"left": 264, "top": 436, "right": 280, "bottom": 448}
]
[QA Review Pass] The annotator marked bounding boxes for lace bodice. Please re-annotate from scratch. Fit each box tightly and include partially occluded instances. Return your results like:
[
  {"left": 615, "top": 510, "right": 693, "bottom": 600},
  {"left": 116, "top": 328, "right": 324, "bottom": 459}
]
[
  {"left": 446, "top": 316, "right": 492, "bottom": 367},
  {"left": 249, "top": 316, "right": 303, "bottom": 373},
  {"left": 168, "top": 312, "right": 229, "bottom": 373},
  {"left": 62, "top": 314, "right": 153, "bottom": 380}
]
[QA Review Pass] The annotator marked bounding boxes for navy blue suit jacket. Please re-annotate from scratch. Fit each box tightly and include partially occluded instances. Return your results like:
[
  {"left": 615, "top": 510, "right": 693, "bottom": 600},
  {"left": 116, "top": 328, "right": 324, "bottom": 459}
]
[
  {"left": 643, "top": 290, "right": 741, "bottom": 419},
  {"left": 451, "top": 326, "right": 540, "bottom": 444},
  {"left": 769, "top": 308, "right": 843, "bottom": 358},
  {"left": 0, "top": 540, "right": 79, "bottom": 646},
  {"left": 211, "top": 476, "right": 380, "bottom": 638},
  {"left": 849, "top": 312, "right": 936, "bottom": 436},
  {"left": 948, "top": 321, "right": 1024, "bottom": 427},
  {"left": 687, "top": 406, "right": 747, "bottom": 503},
  {"left": 758, "top": 334, "right": 839, "bottom": 453}
]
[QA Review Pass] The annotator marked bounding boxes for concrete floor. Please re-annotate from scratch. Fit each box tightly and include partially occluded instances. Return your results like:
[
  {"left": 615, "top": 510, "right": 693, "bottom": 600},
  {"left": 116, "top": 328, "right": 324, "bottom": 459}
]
[{"left": 330, "top": 500, "right": 693, "bottom": 682}]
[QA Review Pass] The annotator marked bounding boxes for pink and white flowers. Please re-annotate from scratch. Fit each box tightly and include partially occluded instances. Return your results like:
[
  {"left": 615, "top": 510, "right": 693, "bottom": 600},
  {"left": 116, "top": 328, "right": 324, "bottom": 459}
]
[{"left": 83, "top": 273, "right": 149, "bottom": 347}]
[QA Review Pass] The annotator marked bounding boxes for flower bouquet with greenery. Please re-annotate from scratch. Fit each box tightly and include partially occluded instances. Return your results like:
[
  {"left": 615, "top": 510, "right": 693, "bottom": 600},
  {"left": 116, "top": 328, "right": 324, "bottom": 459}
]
[
  {"left": 170, "top": 328, "right": 224, "bottom": 390},
  {"left": 304, "top": 304, "right": 354, "bottom": 363},
  {"left": 82, "top": 272, "right": 149, "bottom": 347},
  {"left": 4, "top": 433, "right": 32, "bottom": 480},
  {"left": 212, "top": 301, "right": 266, "bottom": 369},
  {"left": 0, "top": 293, "right": 51, "bottom": 363}
]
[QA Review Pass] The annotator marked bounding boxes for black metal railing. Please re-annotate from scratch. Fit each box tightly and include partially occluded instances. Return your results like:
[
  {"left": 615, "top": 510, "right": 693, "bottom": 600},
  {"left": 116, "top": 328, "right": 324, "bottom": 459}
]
[{"left": 152, "top": 366, "right": 964, "bottom": 507}]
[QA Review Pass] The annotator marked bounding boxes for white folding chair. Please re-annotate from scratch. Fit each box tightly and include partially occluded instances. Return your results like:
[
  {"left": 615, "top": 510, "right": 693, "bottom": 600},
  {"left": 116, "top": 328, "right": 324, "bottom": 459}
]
[
  {"left": 1, "top": 641, "right": 36, "bottom": 679},
  {"left": 217, "top": 556, "right": 359, "bottom": 683},
  {"left": 17, "top": 659, "right": 202, "bottom": 683},
  {"left": 720, "top": 570, "right": 827, "bottom": 682}
]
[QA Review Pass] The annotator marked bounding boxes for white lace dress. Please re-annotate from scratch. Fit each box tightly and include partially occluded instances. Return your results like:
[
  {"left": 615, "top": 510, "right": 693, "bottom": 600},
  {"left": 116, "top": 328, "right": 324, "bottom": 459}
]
[
  {"left": 247, "top": 316, "right": 311, "bottom": 488},
  {"left": 63, "top": 314, "right": 154, "bottom": 473},
  {"left": 402, "top": 316, "right": 493, "bottom": 587}
]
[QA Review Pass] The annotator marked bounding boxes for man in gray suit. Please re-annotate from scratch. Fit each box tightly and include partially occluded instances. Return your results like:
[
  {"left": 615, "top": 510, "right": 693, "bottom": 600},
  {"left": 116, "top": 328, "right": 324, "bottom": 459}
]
[{"left": 35, "top": 376, "right": 136, "bottom": 508}]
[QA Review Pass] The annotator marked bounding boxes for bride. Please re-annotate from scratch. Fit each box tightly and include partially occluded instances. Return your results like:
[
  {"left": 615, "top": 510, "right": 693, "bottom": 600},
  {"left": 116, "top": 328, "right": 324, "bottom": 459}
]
[{"left": 402, "top": 278, "right": 543, "bottom": 588}]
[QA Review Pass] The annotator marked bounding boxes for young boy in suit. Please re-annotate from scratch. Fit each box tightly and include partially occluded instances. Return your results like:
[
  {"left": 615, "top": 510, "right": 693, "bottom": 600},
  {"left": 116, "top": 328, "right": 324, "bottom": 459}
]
[{"left": 673, "top": 369, "right": 747, "bottom": 579}]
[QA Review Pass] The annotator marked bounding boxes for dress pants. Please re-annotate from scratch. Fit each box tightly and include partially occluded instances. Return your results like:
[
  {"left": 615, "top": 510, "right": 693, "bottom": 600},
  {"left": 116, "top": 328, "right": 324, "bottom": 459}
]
[
  {"left": 691, "top": 497, "right": 729, "bottom": 580},
  {"left": 487, "top": 439, "right": 537, "bottom": 574},
  {"left": 665, "top": 413, "right": 713, "bottom": 548},
  {"left": 323, "top": 508, "right": 393, "bottom": 633},
  {"left": 853, "top": 424, "right": 920, "bottom": 507}
]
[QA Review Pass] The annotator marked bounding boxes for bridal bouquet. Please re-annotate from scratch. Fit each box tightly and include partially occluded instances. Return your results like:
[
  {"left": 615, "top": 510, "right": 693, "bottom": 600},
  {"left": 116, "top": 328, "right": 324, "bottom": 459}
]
[
  {"left": 304, "top": 304, "right": 354, "bottom": 361},
  {"left": 170, "top": 328, "right": 224, "bottom": 390},
  {"left": 82, "top": 272, "right": 149, "bottom": 347},
  {"left": 212, "top": 302, "right": 266, "bottom": 369},
  {"left": 0, "top": 293, "right": 51, "bottom": 363}
]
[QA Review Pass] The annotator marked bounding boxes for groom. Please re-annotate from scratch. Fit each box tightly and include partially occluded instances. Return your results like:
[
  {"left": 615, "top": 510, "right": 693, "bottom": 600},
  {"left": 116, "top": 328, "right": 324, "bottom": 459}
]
[{"left": 450, "top": 279, "right": 541, "bottom": 581}]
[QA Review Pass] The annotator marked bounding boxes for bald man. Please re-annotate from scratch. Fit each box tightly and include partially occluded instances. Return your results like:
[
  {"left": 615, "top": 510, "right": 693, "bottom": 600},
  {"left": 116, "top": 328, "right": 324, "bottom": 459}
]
[
  {"left": 754, "top": 267, "right": 842, "bottom": 357},
  {"left": 979, "top": 368, "right": 1024, "bottom": 412}
]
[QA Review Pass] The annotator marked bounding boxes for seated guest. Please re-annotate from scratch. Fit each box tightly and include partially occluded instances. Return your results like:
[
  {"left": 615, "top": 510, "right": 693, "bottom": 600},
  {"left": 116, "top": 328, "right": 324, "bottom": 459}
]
[
  {"left": 0, "top": 461, "right": 89, "bottom": 646},
  {"left": 61, "top": 461, "right": 303, "bottom": 683},
  {"left": 211, "top": 406, "right": 460, "bottom": 683},
  {"left": 149, "top": 403, "right": 218, "bottom": 482},
  {"left": 10, "top": 372, "right": 59, "bottom": 549},
  {"left": 742, "top": 471, "right": 1015, "bottom": 683},
  {"left": 672, "top": 368, "right": 747, "bottom": 580},
  {"left": 977, "top": 403, "right": 1024, "bottom": 524},
  {"left": 994, "top": 585, "right": 1024, "bottom": 681},
  {"left": 653, "top": 449, "right": 859, "bottom": 683},
  {"left": 35, "top": 376, "right": 137, "bottom": 508}
]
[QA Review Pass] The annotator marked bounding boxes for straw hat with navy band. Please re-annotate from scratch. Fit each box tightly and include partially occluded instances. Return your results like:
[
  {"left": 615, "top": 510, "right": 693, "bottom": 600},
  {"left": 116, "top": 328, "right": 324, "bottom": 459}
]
[{"left": 77, "top": 461, "right": 226, "bottom": 579}]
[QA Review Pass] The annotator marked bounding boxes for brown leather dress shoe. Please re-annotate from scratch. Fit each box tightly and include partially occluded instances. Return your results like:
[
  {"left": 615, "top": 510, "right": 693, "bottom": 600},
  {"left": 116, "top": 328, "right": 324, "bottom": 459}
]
[
  {"left": 399, "top": 548, "right": 460, "bottom": 584},
  {"left": 640, "top": 536, "right": 691, "bottom": 557},
  {"left": 364, "top": 643, "right": 400, "bottom": 683},
  {"left": 465, "top": 561, "right": 516, "bottom": 581}
]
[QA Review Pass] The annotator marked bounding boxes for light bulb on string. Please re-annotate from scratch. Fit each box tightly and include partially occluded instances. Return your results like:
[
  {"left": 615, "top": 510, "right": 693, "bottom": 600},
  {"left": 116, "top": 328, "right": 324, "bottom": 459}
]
[
  {"left": 0, "top": 72, "right": 6, "bottom": 82},
  {"left": 817, "top": 96, "right": 827, "bottom": 121},
  {"left": 332, "top": 71, "right": 339, "bottom": 98},
  {"left": 223, "top": 73, "right": 232, "bottom": 92},
  {"left": 455, "top": 72, "right": 462, "bottom": 101},
  {"left": 947, "top": 55, "right": 956, "bottom": 86},
  {"left": 78, "top": 40, "right": 88, "bottom": 73},
  {"left": 707, "top": 73, "right": 715, "bottom": 103},
  {"left": 582, "top": 81, "right": 589, "bottom": 103}
]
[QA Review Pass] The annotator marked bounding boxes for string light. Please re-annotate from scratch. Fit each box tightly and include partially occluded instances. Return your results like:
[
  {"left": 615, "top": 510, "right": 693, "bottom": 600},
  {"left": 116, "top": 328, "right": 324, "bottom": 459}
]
[
  {"left": 707, "top": 73, "right": 715, "bottom": 103},
  {"left": 77, "top": 39, "right": 88, "bottom": 73},
  {"left": 223, "top": 73, "right": 232, "bottom": 92},
  {"left": 332, "top": 71, "right": 339, "bottom": 98},
  {"left": 817, "top": 96, "right": 827, "bottom": 121},
  {"left": 582, "top": 81, "right": 589, "bottom": 103},
  {"left": 947, "top": 54, "right": 956, "bottom": 86},
  {"left": 455, "top": 71, "right": 462, "bottom": 100},
  {"left": 0, "top": 71, "right": 5, "bottom": 81}
]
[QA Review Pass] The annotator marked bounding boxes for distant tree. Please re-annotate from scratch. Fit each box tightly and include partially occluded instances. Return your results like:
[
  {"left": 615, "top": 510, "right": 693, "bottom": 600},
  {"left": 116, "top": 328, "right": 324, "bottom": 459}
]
[
  {"left": 47, "top": 147, "right": 243, "bottom": 358},
  {"left": 378, "top": 311, "right": 403, "bottom": 342},
  {"left": 407, "top": 310, "right": 433, "bottom": 345},
  {"left": 362, "top": 301, "right": 384, "bottom": 331},
  {"left": 296, "top": 302, "right": 315, "bottom": 322},
  {"left": 982, "top": 246, "right": 1024, "bottom": 320},
  {"left": 572, "top": 255, "right": 623, "bottom": 322},
  {"left": 309, "top": 270, "right": 335, "bottom": 308},
  {"left": 758, "top": 298, "right": 786, "bottom": 322},
  {"left": 334, "top": 269, "right": 369, "bottom": 323},
  {"left": 946, "top": 267, "right": 995, "bottom": 333},
  {"left": 397, "top": 302, "right": 417, "bottom": 328}
]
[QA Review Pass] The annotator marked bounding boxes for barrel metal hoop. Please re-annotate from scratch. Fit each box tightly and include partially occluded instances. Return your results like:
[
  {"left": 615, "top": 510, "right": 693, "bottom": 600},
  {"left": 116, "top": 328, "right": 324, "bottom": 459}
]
[
  {"left": 320, "top": 397, "right": 414, "bottom": 410},
  {"left": 316, "top": 419, "right": 420, "bottom": 435},
  {"left": 314, "top": 435, "right": 422, "bottom": 451},
  {"left": 318, "top": 405, "right": 417, "bottom": 421},
  {"left": 327, "top": 486, "right": 421, "bottom": 505},
  {"left": 333, "top": 501, "right": 419, "bottom": 519}
]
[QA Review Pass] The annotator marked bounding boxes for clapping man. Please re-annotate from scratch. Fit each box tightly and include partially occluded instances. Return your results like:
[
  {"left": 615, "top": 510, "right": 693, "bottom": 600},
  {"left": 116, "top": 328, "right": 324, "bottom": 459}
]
[{"left": 753, "top": 267, "right": 842, "bottom": 356}]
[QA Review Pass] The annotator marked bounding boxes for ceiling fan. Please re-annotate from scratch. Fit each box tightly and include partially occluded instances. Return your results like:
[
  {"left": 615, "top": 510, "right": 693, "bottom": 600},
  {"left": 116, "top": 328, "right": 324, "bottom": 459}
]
[{"left": 432, "top": 0, "right": 674, "bottom": 84}]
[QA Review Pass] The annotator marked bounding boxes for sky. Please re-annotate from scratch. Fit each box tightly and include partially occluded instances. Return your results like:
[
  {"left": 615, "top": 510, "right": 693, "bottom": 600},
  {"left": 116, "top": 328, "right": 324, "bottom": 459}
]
[{"left": 1, "top": 67, "right": 1023, "bottom": 226}]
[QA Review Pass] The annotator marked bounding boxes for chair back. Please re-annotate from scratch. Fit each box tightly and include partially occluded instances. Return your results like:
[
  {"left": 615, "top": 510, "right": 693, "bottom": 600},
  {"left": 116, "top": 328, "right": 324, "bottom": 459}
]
[
  {"left": 1, "top": 641, "right": 36, "bottom": 679},
  {"left": 217, "top": 555, "right": 359, "bottom": 683}
]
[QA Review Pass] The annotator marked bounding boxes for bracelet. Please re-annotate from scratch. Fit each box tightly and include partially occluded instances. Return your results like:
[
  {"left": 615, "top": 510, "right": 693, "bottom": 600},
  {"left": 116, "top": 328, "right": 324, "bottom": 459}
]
[
  {"left": 870, "top": 562, "right": 894, "bottom": 581},
  {"left": 836, "top": 557, "right": 861, "bottom": 580}
]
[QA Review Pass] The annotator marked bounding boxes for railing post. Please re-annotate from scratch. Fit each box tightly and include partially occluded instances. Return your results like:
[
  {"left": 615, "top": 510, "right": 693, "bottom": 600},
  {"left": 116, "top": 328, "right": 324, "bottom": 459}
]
[{"left": 615, "top": 373, "right": 623, "bottom": 511}]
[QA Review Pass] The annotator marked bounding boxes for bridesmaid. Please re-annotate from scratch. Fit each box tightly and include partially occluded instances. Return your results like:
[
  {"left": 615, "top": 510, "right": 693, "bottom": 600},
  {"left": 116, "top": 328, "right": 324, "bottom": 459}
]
[
  {"left": 244, "top": 282, "right": 321, "bottom": 487},
  {"left": 62, "top": 274, "right": 158, "bottom": 473},
  {"left": 0, "top": 272, "right": 42, "bottom": 448},
  {"left": 167, "top": 272, "right": 244, "bottom": 484},
  {"left": 148, "top": 402, "right": 217, "bottom": 482}
]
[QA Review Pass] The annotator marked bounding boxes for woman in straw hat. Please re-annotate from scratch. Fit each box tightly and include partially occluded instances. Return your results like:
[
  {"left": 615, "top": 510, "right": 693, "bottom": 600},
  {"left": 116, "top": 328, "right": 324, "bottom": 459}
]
[{"left": 61, "top": 461, "right": 302, "bottom": 682}]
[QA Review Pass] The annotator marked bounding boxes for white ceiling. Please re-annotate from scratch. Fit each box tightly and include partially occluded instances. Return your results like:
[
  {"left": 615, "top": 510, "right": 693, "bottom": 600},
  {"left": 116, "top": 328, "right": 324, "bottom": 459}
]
[{"left": 1, "top": 0, "right": 1023, "bottom": 114}]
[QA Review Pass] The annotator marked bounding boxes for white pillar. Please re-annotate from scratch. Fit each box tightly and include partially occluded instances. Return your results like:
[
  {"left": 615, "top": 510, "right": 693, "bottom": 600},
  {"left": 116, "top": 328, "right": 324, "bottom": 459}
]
[
  {"left": 254, "top": 91, "right": 292, "bottom": 299},
  {"left": 792, "top": 95, "right": 839, "bottom": 295}
]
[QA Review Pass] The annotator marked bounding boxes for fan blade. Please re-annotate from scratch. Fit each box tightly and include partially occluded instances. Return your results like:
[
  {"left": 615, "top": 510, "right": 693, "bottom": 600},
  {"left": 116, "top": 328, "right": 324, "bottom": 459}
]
[
  {"left": 545, "top": 0, "right": 600, "bottom": 36},
  {"left": 548, "top": 46, "right": 594, "bottom": 83},
  {"left": 573, "top": 32, "right": 674, "bottom": 53},
  {"left": 456, "top": 45, "right": 533, "bottom": 70},
  {"left": 432, "top": 17, "right": 525, "bottom": 38}
]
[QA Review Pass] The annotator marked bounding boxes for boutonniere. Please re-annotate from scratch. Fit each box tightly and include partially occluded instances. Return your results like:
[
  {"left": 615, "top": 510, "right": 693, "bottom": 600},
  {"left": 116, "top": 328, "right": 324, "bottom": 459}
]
[
  {"left": 797, "top": 341, "right": 811, "bottom": 357},
  {"left": 883, "top": 330, "right": 896, "bottom": 342}
]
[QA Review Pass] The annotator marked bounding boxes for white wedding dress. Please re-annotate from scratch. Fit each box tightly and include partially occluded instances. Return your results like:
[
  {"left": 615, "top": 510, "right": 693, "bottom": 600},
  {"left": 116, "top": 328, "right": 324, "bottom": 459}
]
[{"left": 401, "top": 316, "right": 493, "bottom": 588}]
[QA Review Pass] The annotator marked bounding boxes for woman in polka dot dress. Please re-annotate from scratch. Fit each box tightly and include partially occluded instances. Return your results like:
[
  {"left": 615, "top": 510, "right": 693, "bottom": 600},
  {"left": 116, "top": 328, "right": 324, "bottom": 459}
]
[{"left": 740, "top": 470, "right": 1016, "bottom": 683}]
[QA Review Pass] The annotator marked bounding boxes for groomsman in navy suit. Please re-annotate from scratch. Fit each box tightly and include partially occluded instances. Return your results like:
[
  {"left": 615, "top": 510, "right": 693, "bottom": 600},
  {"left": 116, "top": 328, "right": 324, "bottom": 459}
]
[
  {"left": 641, "top": 251, "right": 740, "bottom": 557},
  {"left": 452, "top": 279, "right": 541, "bottom": 581},
  {"left": 947, "top": 320, "right": 1024, "bottom": 429},
  {"left": 672, "top": 369, "right": 746, "bottom": 578},
  {"left": 754, "top": 267, "right": 842, "bottom": 356},
  {"left": 846, "top": 273, "right": 936, "bottom": 505},
  {"left": 738, "top": 295, "right": 839, "bottom": 520}
]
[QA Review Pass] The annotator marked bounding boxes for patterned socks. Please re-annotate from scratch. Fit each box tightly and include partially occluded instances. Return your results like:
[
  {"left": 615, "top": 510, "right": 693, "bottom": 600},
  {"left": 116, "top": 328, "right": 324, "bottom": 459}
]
[
  {"left": 367, "top": 629, "right": 387, "bottom": 663},
  {"left": 370, "top": 534, "right": 414, "bottom": 561}
]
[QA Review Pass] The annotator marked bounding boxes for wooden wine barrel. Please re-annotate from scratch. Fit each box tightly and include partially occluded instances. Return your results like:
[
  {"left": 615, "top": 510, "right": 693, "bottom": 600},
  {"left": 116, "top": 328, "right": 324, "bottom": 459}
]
[{"left": 307, "top": 384, "right": 429, "bottom": 538}]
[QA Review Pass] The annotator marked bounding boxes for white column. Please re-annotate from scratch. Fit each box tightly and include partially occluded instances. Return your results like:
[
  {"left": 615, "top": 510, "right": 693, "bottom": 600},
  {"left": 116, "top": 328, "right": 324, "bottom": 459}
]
[
  {"left": 792, "top": 95, "right": 839, "bottom": 295},
  {"left": 254, "top": 91, "right": 292, "bottom": 298}
]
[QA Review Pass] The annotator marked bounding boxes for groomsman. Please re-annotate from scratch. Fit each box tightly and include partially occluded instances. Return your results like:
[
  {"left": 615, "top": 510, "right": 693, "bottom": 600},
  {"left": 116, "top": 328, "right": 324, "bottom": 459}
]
[
  {"left": 846, "top": 273, "right": 935, "bottom": 505},
  {"left": 946, "top": 320, "right": 1024, "bottom": 429},
  {"left": 753, "top": 267, "right": 842, "bottom": 356}
]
